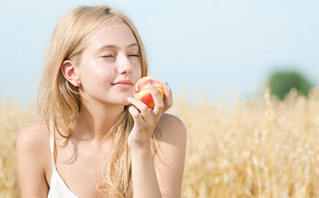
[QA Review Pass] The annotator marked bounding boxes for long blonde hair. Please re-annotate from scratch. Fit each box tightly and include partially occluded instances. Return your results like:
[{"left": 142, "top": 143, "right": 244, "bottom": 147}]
[{"left": 37, "top": 5, "right": 155, "bottom": 197}]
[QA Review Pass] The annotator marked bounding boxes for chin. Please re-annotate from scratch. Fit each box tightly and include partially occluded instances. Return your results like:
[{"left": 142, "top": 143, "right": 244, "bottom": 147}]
[{"left": 116, "top": 95, "right": 132, "bottom": 106}]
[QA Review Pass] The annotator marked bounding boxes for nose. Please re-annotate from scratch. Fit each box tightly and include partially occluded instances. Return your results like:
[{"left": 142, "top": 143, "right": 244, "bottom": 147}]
[{"left": 117, "top": 53, "right": 133, "bottom": 75}]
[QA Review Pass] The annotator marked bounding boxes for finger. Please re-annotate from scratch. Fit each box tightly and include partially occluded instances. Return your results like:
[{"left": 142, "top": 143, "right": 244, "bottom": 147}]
[
  {"left": 127, "top": 97, "right": 152, "bottom": 119},
  {"left": 149, "top": 82, "right": 165, "bottom": 115},
  {"left": 163, "top": 82, "right": 173, "bottom": 112},
  {"left": 127, "top": 98, "right": 156, "bottom": 128},
  {"left": 128, "top": 105, "right": 144, "bottom": 125}
]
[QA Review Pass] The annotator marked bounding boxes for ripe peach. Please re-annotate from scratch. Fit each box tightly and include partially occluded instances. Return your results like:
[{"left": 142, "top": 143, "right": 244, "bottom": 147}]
[{"left": 134, "top": 77, "right": 165, "bottom": 109}]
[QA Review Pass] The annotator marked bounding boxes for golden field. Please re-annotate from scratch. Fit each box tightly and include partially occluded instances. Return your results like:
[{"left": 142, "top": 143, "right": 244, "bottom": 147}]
[{"left": 1, "top": 88, "right": 319, "bottom": 198}]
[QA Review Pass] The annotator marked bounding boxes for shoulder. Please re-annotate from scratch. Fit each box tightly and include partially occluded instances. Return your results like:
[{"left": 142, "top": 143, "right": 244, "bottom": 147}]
[
  {"left": 16, "top": 120, "right": 50, "bottom": 162},
  {"left": 16, "top": 121, "right": 51, "bottom": 196},
  {"left": 17, "top": 120, "right": 50, "bottom": 147},
  {"left": 158, "top": 113, "right": 186, "bottom": 129},
  {"left": 156, "top": 113, "right": 187, "bottom": 146}
]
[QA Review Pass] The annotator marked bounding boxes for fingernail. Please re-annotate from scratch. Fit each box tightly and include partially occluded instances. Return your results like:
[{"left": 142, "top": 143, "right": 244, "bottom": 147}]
[
  {"left": 127, "top": 96, "right": 133, "bottom": 101},
  {"left": 165, "top": 82, "right": 170, "bottom": 90},
  {"left": 148, "top": 82, "right": 155, "bottom": 90}
]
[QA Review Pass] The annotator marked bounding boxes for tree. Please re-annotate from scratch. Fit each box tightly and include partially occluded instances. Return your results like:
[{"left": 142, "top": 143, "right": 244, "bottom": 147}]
[{"left": 268, "top": 70, "right": 313, "bottom": 100}]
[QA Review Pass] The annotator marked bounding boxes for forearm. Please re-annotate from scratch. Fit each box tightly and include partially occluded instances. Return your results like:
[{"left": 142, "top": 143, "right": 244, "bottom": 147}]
[{"left": 131, "top": 145, "right": 162, "bottom": 198}]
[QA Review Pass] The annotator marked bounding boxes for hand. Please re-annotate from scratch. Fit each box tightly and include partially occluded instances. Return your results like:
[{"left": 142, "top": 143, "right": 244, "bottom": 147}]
[{"left": 127, "top": 82, "right": 172, "bottom": 150}]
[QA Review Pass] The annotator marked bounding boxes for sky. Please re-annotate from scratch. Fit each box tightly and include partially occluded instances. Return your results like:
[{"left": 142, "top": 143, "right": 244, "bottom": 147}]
[{"left": 1, "top": 0, "right": 319, "bottom": 101}]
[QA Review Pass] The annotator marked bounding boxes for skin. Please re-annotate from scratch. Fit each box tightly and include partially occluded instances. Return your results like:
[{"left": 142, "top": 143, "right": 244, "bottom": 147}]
[{"left": 16, "top": 21, "right": 186, "bottom": 198}]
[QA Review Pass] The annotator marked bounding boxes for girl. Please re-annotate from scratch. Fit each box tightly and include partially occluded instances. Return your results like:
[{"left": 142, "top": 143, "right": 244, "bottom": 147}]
[{"left": 16, "top": 5, "right": 186, "bottom": 198}]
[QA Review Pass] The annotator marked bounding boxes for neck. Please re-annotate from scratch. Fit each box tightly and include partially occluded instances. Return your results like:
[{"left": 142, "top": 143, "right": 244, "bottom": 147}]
[{"left": 74, "top": 100, "right": 125, "bottom": 143}]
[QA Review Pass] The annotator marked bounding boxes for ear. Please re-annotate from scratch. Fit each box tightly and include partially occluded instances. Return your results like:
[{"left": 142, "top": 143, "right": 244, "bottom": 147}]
[{"left": 61, "top": 60, "right": 81, "bottom": 87}]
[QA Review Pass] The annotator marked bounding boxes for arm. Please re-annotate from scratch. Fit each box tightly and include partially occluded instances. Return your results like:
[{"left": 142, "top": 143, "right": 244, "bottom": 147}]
[
  {"left": 16, "top": 123, "right": 50, "bottom": 197},
  {"left": 127, "top": 82, "right": 186, "bottom": 198},
  {"left": 154, "top": 115, "right": 186, "bottom": 198},
  {"left": 130, "top": 138, "right": 162, "bottom": 198},
  {"left": 129, "top": 117, "right": 186, "bottom": 198}
]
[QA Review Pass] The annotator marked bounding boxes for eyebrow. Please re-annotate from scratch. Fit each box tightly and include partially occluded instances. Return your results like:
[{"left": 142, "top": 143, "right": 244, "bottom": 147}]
[{"left": 95, "top": 43, "right": 139, "bottom": 52}]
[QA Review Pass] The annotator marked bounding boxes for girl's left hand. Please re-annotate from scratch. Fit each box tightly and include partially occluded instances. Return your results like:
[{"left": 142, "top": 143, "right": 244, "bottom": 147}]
[{"left": 127, "top": 82, "right": 172, "bottom": 150}]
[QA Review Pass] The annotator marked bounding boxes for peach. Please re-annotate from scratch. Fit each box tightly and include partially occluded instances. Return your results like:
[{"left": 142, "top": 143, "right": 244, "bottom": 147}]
[{"left": 134, "top": 77, "right": 165, "bottom": 109}]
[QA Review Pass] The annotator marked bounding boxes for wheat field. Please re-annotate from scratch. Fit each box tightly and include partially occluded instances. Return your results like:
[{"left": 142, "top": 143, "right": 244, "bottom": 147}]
[{"left": 1, "top": 87, "right": 319, "bottom": 198}]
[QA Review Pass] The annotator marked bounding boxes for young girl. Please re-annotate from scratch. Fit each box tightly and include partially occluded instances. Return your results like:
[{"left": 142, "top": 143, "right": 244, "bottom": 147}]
[{"left": 16, "top": 5, "right": 186, "bottom": 198}]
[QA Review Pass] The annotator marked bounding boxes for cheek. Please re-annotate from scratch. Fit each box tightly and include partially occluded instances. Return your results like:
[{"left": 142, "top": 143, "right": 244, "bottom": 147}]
[
  {"left": 136, "top": 67, "right": 142, "bottom": 78},
  {"left": 135, "top": 62, "right": 142, "bottom": 77},
  {"left": 79, "top": 61, "right": 114, "bottom": 88}
]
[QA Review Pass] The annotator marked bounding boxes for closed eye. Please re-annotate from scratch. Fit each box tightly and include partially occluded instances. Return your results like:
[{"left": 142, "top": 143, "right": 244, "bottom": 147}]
[
  {"left": 101, "top": 55, "right": 114, "bottom": 58},
  {"left": 128, "top": 54, "right": 139, "bottom": 57}
]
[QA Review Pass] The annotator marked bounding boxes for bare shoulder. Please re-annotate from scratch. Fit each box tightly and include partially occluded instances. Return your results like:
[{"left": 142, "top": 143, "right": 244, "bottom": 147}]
[
  {"left": 16, "top": 120, "right": 50, "bottom": 161},
  {"left": 17, "top": 121, "right": 52, "bottom": 196},
  {"left": 156, "top": 113, "right": 187, "bottom": 146},
  {"left": 158, "top": 113, "right": 186, "bottom": 129}
]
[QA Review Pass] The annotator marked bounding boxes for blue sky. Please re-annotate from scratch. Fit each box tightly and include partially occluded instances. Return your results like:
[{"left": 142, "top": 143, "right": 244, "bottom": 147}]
[{"left": 1, "top": 0, "right": 318, "bottom": 101}]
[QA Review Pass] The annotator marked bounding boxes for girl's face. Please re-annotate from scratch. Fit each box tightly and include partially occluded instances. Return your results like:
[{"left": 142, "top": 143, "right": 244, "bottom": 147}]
[{"left": 76, "top": 21, "right": 142, "bottom": 106}]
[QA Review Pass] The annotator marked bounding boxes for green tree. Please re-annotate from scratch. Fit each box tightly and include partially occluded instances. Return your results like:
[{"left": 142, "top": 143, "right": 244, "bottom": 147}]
[{"left": 268, "top": 70, "right": 313, "bottom": 100}]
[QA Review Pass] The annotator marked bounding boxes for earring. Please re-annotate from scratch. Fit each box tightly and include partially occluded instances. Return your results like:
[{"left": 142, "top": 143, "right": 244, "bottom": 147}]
[{"left": 75, "top": 81, "right": 80, "bottom": 87}]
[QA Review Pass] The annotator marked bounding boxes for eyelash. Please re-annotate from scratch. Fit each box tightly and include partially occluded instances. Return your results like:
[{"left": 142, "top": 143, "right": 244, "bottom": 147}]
[
  {"left": 101, "top": 55, "right": 114, "bottom": 58},
  {"left": 128, "top": 54, "right": 139, "bottom": 57},
  {"left": 100, "top": 54, "right": 139, "bottom": 59}
]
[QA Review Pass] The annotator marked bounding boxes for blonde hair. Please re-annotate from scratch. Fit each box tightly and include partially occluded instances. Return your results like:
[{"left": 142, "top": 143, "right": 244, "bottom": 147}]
[{"left": 37, "top": 5, "right": 156, "bottom": 197}]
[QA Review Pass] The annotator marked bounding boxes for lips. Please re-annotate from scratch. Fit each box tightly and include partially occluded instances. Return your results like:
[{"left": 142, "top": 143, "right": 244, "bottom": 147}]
[{"left": 111, "top": 80, "right": 133, "bottom": 89}]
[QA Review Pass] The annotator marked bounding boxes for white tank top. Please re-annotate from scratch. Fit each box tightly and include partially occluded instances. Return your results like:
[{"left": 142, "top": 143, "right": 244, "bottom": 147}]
[{"left": 48, "top": 123, "right": 79, "bottom": 198}]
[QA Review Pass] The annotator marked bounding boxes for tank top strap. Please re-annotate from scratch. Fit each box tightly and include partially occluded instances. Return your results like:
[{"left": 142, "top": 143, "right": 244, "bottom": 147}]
[{"left": 49, "top": 120, "right": 56, "bottom": 169}]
